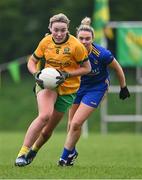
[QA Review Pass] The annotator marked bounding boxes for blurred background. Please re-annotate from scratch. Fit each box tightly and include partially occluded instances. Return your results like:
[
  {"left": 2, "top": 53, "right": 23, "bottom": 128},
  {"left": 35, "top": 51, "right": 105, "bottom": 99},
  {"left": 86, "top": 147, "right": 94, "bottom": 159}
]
[{"left": 0, "top": 0, "right": 142, "bottom": 133}]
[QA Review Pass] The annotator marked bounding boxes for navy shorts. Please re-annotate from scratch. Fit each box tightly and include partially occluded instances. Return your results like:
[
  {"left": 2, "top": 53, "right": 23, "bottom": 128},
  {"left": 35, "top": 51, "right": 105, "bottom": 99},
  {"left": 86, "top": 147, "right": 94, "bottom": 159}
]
[{"left": 74, "top": 79, "right": 109, "bottom": 108}]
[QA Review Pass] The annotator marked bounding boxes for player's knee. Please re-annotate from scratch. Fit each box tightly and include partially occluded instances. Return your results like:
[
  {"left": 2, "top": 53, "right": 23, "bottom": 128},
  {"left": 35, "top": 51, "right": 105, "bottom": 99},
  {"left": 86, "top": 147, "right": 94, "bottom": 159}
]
[
  {"left": 38, "top": 111, "right": 53, "bottom": 124},
  {"left": 37, "top": 114, "right": 49, "bottom": 125},
  {"left": 71, "top": 121, "right": 81, "bottom": 131}
]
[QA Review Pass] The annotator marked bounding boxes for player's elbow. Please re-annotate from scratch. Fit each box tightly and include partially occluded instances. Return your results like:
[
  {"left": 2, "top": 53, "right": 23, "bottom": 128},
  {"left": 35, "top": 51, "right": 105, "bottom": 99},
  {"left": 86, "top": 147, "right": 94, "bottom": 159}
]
[
  {"left": 83, "top": 61, "right": 91, "bottom": 74},
  {"left": 86, "top": 61, "right": 91, "bottom": 73},
  {"left": 87, "top": 65, "right": 91, "bottom": 74}
]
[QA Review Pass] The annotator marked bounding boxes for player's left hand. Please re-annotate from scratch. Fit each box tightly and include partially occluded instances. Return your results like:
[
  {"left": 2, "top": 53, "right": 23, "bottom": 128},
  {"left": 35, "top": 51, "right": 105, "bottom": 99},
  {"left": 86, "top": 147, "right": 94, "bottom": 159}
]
[
  {"left": 119, "top": 86, "right": 130, "bottom": 100},
  {"left": 56, "top": 71, "right": 70, "bottom": 85}
]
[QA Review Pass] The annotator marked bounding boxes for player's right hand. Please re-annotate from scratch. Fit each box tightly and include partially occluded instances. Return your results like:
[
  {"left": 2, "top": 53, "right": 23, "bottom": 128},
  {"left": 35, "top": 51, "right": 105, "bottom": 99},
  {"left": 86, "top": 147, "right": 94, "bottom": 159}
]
[{"left": 33, "top": 71, "right": 44, "bottom": 89}]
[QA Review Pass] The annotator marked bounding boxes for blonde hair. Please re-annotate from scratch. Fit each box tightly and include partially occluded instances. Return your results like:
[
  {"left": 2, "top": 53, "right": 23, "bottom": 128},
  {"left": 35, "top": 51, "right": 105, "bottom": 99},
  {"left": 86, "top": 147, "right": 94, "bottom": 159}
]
[
  {"left": 77, "top": 17, "right": 94, "bottom": 38},
  {"left": 48, "top": 13, "right": 70, "bottom": 29}
]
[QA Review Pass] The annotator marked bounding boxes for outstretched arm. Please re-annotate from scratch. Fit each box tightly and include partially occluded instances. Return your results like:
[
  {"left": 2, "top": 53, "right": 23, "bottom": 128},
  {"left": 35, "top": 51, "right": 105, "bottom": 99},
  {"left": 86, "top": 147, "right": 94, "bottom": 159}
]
[
  {"left": 109, "top": 58, "right": 130, "bottom": 100},
  {"left": 109, "top": 58, "right": 126, "bottom": 88}
]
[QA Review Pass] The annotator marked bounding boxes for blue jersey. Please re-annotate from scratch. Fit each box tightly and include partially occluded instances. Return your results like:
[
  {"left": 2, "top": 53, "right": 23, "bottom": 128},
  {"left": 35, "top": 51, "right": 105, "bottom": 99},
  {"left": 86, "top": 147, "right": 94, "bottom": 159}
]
[
  {"left": 74, "top": 43, "right": 114, "bottom": 108},
  {"left": 80, "top": 43, "right": 114, "bottom": 87}
]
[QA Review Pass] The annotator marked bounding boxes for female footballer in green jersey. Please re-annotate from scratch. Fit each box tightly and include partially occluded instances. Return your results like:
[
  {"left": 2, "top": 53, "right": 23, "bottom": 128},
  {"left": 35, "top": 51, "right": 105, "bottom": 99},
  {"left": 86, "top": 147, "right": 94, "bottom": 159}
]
[{"left": 15, "top": 13, "right": 91, "bottom": 166}]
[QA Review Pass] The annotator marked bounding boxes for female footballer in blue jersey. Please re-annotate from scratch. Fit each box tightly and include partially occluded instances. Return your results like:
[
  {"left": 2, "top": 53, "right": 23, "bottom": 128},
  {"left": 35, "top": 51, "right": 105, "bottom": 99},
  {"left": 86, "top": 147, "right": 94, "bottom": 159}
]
[
  {"left": 23, "top": 17, "right": 130, "bottom": 167},
  {"left": 58, "top": 17, "right": 130, "bottom": 166}
]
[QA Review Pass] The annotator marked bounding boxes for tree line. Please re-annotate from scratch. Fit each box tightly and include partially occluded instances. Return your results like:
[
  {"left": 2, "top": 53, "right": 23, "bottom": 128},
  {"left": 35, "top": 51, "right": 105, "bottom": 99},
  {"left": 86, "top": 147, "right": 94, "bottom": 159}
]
[{"left": 0, "top": 0, "right": 142, "bottom": 63}]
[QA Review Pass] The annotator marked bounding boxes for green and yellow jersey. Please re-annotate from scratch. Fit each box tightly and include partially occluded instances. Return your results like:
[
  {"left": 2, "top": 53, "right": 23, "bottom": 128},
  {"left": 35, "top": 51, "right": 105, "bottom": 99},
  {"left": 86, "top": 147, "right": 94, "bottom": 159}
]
[{"left": 33, "top": 34, "right": 88, "bottom": 95}]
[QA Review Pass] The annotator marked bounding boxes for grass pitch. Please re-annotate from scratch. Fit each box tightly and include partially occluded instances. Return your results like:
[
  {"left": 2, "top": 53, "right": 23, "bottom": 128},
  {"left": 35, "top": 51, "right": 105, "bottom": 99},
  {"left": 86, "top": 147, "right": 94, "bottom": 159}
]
[{"left": 0, "top": 132, "right": 142, "bottom": 179}]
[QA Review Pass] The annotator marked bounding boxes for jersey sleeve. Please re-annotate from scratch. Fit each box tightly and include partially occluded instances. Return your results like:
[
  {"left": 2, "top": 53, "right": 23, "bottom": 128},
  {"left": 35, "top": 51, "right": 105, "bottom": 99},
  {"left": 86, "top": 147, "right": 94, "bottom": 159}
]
[
  {"left": 33, "top": 38, "right": 45, "bottom": 60},
  {"left": 102, "top": 49, "right": 114, "bottom": 65},
  {"left": 74, "top": 43, "right": 88, "bottom": 64}
]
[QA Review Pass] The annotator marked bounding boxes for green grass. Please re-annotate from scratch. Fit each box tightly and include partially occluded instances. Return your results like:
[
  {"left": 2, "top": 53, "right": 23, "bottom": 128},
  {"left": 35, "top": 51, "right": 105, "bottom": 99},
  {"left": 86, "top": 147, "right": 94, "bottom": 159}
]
[
  {"left": 0, "top": 68, "right": 139, "bottom": 133},
  {"left": 0, "top": 73, "right": 139, "bottom": 133},
  {"left": 0, "top": 132, "right": 142, "bottom": 179}
]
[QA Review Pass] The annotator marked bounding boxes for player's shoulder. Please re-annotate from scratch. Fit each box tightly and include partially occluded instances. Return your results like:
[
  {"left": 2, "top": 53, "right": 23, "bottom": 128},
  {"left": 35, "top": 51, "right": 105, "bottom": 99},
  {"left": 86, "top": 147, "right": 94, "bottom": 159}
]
[
  {"left": 92, "top": 42, "right": 107, "bottom": 53},
  {"left": 40, "top": 34, "right": 52, "bottom": 44},
  {"left": 69, "top": 35, "right": 86, "bottom": 49},
  {"left": 92, "top": 42, "right": 112, "bottom": 58},
  {"left": 69, "top": 34, "right": 78, "bottom": 41},
  {"left": 69, "top": 34, "right": 82, "bottom": 45}
]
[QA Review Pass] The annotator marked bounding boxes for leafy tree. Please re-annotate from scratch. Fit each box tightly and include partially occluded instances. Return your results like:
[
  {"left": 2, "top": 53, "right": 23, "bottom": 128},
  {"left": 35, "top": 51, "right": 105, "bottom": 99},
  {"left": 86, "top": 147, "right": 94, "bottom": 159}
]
[
  {"left": 0, "top": 0, "right": 93, "bottom": 63},
  {"left": 0, "top": 0, "right": 142, "bottom": 63}
]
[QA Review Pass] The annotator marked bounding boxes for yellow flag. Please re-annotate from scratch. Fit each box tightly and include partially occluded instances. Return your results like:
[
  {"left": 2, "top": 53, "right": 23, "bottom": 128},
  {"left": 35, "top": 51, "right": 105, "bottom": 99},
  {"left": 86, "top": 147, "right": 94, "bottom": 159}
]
[{"left": 93, "top": 0, "right": 112, "bottom": 45}]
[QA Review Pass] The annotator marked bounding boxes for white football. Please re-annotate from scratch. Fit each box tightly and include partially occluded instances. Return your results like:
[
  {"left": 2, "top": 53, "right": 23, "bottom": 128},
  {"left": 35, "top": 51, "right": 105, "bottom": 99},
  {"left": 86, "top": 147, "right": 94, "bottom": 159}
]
[{"left": 39, "top": 67, "right": 60, "bottom": 89}]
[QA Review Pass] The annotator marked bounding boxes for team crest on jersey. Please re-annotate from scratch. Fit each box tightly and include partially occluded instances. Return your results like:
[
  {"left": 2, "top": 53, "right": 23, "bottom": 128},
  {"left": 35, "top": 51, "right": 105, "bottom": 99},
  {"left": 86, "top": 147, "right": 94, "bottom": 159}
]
[
  {"left": 63, "top": 47, "right": 70, "bottom": 54},
  {"left": 94, "top": 60, "right": 99, "bottom": 64}
]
